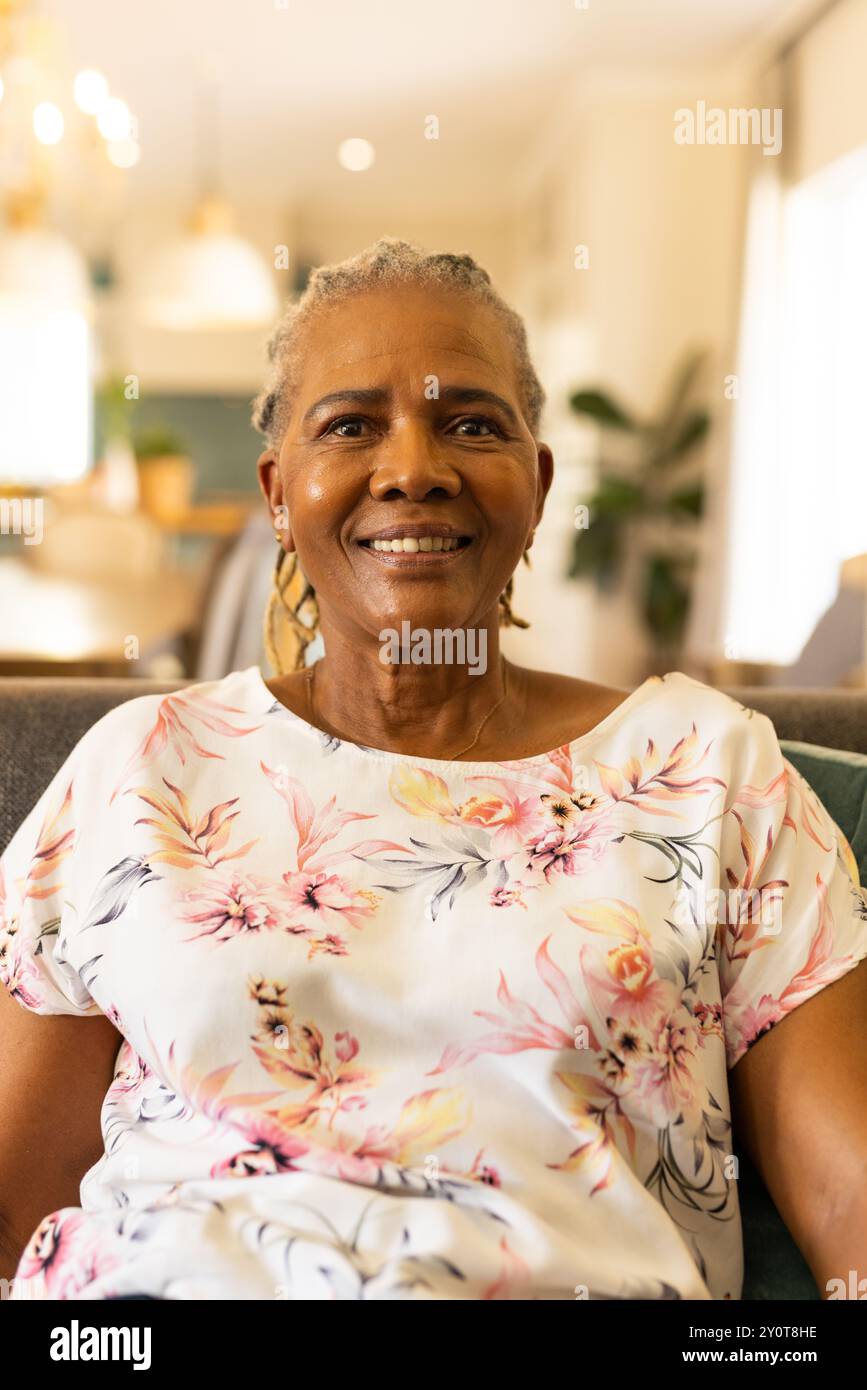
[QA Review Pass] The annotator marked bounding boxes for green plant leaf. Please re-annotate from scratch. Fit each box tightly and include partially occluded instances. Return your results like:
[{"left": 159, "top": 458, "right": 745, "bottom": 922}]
[
  {"left": 591, "top": 474, "right": 646, "bottom": 517},
  {"left": 648, "top": 410, "right": 710, "bottom": 469},
  {"left": 642, "top": 552, "right": 693, "bottom": 644},
  {"left": 654, "top": 350, "right": 705, "bottom": 437},
  {"left": 134, "top": 427, "right": 189, "bottom": 460},
  {"left": 568, "top": 389, "right": 636, "bottom": 431},
  {"left": 665, "top": 482, "right": 705, "bottom": 518},
  {"left": 568, "top": 515, "right": 622, "bottom": 589}
]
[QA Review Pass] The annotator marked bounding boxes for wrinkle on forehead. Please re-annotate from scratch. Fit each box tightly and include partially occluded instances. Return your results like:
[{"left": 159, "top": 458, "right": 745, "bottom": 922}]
[
  {"left": 308, "top": 308, "right": 506, "bottom": 375},
  {"left": 328, "top": 342, "right": 500, "bottom": 372}
]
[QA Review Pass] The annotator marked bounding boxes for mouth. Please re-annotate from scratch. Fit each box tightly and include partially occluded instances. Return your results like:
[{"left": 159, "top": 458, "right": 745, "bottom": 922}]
[{"left": 356, "top": 525, "right": 473, "bottom": 562}]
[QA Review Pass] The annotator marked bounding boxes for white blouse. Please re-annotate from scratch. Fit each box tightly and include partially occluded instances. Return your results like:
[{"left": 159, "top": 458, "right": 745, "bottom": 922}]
[{"left": 1, "top": 666, "right": 865, "bottom": 1300}]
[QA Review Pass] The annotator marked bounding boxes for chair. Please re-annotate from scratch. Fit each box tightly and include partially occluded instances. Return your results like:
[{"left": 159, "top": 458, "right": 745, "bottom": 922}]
[{"left": 25, "top": 507, "right": 166, "bottom": 582}]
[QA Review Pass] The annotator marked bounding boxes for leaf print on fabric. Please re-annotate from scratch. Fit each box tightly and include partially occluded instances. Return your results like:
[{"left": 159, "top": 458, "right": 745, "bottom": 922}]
[
  {"left": 242, "top": 1187, "right": 510, "bottom": 1300},
  {"left": 428, "top": 933, "right": 640, "bottom": 1192},
  {"left": 263, "top": 760, "right": 386, "bottom": 870},
  {"left": 12, "top": 778, "right": 76, "bottom": 906},
  {"left": 374, "top": 827, "right": 499, "bottom": 921},
  {"left": 717, "top": 806, "right": 788, "bottom": 965},
  {"left": 547, "top": 1071, "right": 635, "bottom": 1195},
  {"left": 141, "top": 1017, "right": 289, "bottom": 1152},
  {"left": 480, "top": 1235, "right": 533, "bottom": 1300},
  {"left": 203, "top": 976, "right": 477, "bottom": 1188},
  {"left": 487, "top": 744, "right": 577, "bottom": 796},
  {"left": 0, "top": 777, "right": 77, "bottom": 1010},
  {"left": 129, "top": 779, "right": 259, "bottom": 870},
  {"left": 429, "top": 937, "right": 601, "bottom": 1073},
  {"left": 562, "top": 896, "right": 734, "bottom": 1224},
  {"left": 378, "top": 729, "right": 731, "bottom": 913},
  {"left": 262, "top": 759, "right": 406, "bottom": 870},
  {"left": 723, "top": 870, "right": 866, "bottom": 1063},
  {"left": 79, "top": 856, "right": 162, "bottom": 932},
  {"left": 389, "top": 764, "right": 456, "bottom": 820},
  {"left": 110, "top": 688, "right": 262, "bottom": 802},
  {"left": 102, "top": 1044, "right": 158, "bottom": 1153},
  {"left": 247, "top": 976, "right": 378, "bottom": 1129},
  {"left": 126, "top": 771, "right": 398, "bottom": 955},
  {"left": 593, "top": 725, "right": 726, "bottom": 818}
]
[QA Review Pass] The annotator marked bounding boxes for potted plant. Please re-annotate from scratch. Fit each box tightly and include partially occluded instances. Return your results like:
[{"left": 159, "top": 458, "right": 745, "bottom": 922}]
[
  {"left": 567, "top": 349, "right": 711, "bottom": 673},
  {"left": 134, "top": 427, "right": 195, "bottom": 525}
]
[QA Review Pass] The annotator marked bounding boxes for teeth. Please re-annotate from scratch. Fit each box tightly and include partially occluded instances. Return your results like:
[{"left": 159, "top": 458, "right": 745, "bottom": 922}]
[{"left": 370, "top": 536, "right": 462, "bottom": 552}]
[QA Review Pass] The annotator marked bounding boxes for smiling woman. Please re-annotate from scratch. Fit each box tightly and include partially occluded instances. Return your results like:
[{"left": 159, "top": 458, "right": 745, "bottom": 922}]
[{"left": 1, "top": 238, "right": 866, "bottom": 1303}]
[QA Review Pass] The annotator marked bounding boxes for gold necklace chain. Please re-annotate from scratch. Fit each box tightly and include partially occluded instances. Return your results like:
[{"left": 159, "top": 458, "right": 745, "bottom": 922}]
[{"left": 304, "top": 657, "right": 509, "bottom": 761}]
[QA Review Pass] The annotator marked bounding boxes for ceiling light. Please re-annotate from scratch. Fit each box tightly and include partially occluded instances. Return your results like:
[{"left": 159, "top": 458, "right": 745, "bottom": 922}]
[
  {"left": 338, "top": 137, "right": 375, "bottom": 172},
  {"left": 33, "top": 101, "right": 64, "bottom": 145},
  {"left": 107, "top": 138, "right": 140, "bottom": 169},
  {"left": 97, "top": 97, "right": 131, "bottom": 141},
  {"left": 137, "top": 197, "right": 277, "bottom": 331},
  {"left": 74, "top": 68, "right": 109, "bottom": 115}
]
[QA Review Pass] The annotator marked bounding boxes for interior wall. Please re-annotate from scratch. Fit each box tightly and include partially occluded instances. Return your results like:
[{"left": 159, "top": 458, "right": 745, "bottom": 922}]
[{"left": 506, "top": 80, "right": 750, "bottom": 685}]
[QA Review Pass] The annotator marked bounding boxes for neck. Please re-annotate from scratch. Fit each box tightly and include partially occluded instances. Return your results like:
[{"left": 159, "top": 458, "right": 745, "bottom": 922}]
[{"left": 305, "top": 616, "right": 518, "bottom": 757}]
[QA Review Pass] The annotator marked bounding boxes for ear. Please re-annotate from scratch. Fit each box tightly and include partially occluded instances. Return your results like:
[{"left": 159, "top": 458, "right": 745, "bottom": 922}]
[
  {"left": 256, "top": 449, "right": 294, "bottom": 550},
  {"left": 529, "top": 442, "right": 554, "bottom": 545}
]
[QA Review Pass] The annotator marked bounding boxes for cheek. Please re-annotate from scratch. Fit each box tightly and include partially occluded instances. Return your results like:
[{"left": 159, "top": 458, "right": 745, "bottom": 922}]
[
  {"left": 474, "top": 462, "right": 537, "bottom": 539},
  {"left": 283, "top": 455, "right": 359, "bottom": 536}
]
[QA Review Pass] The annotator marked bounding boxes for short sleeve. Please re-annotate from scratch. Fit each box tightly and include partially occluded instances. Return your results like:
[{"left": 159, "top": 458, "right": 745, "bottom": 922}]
[
  {"left": 717, "top": 711, "right": 867, "bottom": 1069},
  {"left": 0, "top": 744, "right": 100, "bottom": 1017}
]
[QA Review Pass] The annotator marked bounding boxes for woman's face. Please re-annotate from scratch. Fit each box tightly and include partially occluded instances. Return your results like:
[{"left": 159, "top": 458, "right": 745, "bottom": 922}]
[{"left": 257, "top": 283, "right": 553, "bottom": 646}]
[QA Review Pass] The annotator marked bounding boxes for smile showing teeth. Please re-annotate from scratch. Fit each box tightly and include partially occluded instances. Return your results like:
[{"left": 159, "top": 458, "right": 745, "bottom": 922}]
[{"left": 364, "top": 536, "right": 466, "bottom": 553}]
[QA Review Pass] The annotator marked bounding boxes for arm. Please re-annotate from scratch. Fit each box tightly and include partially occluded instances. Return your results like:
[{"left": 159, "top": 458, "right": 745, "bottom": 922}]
[
  {"left": 730, "top": 955, "right": 867, "bottom": 1297},
  {"left": 0, "top": 984, "right": 122, "bottom": 1284}
]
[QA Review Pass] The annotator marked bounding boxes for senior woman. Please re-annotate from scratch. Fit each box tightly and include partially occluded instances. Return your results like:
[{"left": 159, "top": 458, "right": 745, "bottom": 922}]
[{"left": 2, "top": 239, "right": 867, "bottom": 1302}]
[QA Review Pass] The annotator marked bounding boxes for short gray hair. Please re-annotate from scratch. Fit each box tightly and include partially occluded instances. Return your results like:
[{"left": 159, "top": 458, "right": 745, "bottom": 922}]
[{"left": 251, "top": 236, "right": 546, "bottom": 446}]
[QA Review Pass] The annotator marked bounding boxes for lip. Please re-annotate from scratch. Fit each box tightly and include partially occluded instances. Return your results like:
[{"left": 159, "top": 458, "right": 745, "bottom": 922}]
[
  {"left": 354, "top": 522, "right": 475, "bottom": 564},
  {"left": 354, "top": 521, "right": 474, "bottom": 566},
  {"left": 355, "top": 524, "right": 471, "bottom": 543}
]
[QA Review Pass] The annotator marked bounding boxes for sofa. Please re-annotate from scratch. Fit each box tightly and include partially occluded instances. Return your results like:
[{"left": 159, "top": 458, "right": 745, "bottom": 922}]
[{"left": 2, "top": 676, "right": 866, "bottom": 1301}]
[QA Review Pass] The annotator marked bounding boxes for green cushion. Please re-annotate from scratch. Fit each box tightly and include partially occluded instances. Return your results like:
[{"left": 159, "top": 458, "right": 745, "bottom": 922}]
[
  {"left": 738, "top": 739, "right": 867, "bottom": 1300},
  {"left": 780, "top": 740, "right": 867, "bottom": 885}
]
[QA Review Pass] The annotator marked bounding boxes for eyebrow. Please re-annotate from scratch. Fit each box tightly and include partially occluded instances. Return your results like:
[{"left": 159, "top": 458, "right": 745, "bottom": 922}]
[{"left": 301, "top": 385, "right": 521, "bottom": 430}]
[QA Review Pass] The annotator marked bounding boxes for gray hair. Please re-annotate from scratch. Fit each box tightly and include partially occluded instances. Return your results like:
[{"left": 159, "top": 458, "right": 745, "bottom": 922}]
[{"left": 251, "top": 236, "right": 546, "bottom": 446}]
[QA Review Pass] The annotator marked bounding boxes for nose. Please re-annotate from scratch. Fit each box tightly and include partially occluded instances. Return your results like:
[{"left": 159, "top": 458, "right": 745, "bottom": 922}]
[{"left": 369, "top": 419, "right": 462, "bottom": 503}]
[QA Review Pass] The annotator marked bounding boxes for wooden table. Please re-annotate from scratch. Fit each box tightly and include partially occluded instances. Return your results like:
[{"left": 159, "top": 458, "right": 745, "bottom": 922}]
[{"left": 0, "top": 557, "right": 209, "bottom": 676}]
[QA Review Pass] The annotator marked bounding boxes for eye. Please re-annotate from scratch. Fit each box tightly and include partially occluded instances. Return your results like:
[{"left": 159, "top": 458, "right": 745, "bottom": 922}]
[
  {"left": 323, "top": 415, "right": 372, "bottom": 438},
  {"left": 450, "top": 416, "right": 503, "bottom": 438}
]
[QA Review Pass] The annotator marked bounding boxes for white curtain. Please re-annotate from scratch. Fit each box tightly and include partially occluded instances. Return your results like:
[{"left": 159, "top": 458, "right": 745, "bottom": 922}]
[{"left": 688, "top": 55, "right": 867, "bottom": 669}]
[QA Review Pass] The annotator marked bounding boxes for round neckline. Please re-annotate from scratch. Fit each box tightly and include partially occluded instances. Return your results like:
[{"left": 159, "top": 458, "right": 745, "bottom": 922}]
[{"left": 241, "top": 664, "right": 678, "bottom": 772}]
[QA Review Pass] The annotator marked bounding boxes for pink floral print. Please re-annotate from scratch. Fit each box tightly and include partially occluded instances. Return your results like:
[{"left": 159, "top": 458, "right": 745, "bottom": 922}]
[{"left": 0, "top": 666, "right": 865, "bottom": 1301}]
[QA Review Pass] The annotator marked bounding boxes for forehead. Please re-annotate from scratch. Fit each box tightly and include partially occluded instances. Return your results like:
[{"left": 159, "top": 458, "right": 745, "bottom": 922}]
[{"left": 293, "top": 284, "right": 519, "bottom": 397}]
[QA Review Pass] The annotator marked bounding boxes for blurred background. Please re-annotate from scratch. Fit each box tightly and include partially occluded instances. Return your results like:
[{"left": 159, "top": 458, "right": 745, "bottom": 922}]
[{"left": 1, "top": 0, "right": 865, "bottom": 690}]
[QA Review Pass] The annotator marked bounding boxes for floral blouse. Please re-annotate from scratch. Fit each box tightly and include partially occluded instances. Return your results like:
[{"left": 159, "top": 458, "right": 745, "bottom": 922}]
[{"left": 1, "top": 666, "right": 866, "bottom": 1302}]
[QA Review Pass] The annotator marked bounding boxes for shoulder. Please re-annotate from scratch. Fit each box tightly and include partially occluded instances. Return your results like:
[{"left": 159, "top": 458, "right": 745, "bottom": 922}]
[
  {"left": 522, "top": 665, "right": 776, "bottom": 753},
  {"left": 66, "top": 667, "right": 268, "bottom": 803},
  {"left": 78, "top": 667, "right": 265, "bottom": 741}
]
